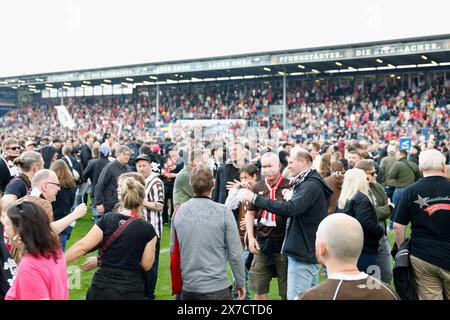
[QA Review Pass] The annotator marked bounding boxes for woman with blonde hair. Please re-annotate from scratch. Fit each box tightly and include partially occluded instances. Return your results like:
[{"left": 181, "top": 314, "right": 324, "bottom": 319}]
[
  {"left": 50, "top": 160, "right": 77, "bottom": 251},
  {"left": 65, "top": 173, "right": 156, "bottom": 300},
  {"left": 337, "top": 168, "right": 384, "bottom": 275}
]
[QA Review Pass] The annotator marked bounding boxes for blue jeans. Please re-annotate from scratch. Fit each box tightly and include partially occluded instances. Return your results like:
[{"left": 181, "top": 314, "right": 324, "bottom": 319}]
[
  {"left": 377, "top": 235, "right": 393, "bottom": 284},
  {"left": 390, "top": 187, "right": 406, "bottom": 229},
  {"left": 144, "top": 237, "right": 160, "bottom": 300},
  {"left": 59, "top": 226, "right": 74, "bottom": 252},
  {"left": 287, "top": 257, "right": 320, "bottom": 300},
  {"left": 92, "top": 206, "right": 102, "bottom": 224}
]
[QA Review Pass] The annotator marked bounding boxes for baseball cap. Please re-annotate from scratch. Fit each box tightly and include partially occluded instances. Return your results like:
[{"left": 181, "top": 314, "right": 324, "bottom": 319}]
[
  {"left": 135, "top": 154, "right": 152, "bottom": 163},
  {"left": 99, "top": 144, "right": 110, "bottom": 157},
  {"left": 151, "top": 144, "right": 161, "bottom": 153}
]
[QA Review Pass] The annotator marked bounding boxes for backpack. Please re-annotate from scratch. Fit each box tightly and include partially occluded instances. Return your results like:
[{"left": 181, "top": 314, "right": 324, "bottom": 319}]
[{"left": 392, "top": 239, "right": 418, "bottom": 300}]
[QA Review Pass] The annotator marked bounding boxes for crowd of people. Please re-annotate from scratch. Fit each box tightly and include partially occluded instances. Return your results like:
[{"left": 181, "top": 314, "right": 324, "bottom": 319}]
[
  {"left": 0, "top": 74, "right": 448, "bottom": 149},
  {"left": 0, "top": 124, "right": 449, "bottom": 300}
]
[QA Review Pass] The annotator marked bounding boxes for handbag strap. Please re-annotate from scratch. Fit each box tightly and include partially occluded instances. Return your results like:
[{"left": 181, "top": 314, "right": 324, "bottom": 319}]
[{"left": 100, "top": 216, "right": 137, "bottom": 257}]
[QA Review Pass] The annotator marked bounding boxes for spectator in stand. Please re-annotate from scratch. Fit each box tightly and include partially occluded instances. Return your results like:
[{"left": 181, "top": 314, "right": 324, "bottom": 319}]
[
  {"left": 337, "top": 169, "right": 384, "bottom": 275},
  {"left": 2, "top": 201, "right": 69, "bottom": 300},
  {"left": 94, "top": 145, "right": 132, "bottom": 216},
  {"left": 298, "top": 214, "right": 398, "bottom": 300},
  {"left": 50, "top": 160, "right": 77, "bottom": 252},
  {"left": 393, "top": 149, "right": 450, "bottom": 300}
]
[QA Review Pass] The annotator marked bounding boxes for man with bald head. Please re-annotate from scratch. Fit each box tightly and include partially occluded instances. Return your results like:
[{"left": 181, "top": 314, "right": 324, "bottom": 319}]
[
  {"left": 244, "top": 152, "right": 290, "bottom": 300},
  {"left": 298, "top": 214, "right": 398, "bottom": 300}
]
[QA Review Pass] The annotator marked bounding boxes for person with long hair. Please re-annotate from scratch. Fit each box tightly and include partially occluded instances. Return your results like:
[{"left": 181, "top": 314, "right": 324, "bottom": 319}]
[
  {"left": 2, "top": 201, "right": 68, "bottom": 300},
  {"left": 337, "top": 168, "right": 384, "bottom": 275},
  {"left": 355, "top": 160, "right": 395, "bottom": 284},
  {"left": 1, "top": 151, "right": 44, "bottom": 210},
  {"left": 50, "top": 160, "right": 77, "bottom": 251},
  {"left": 65, "top": 173, "right": 157, "bottom": 300}
]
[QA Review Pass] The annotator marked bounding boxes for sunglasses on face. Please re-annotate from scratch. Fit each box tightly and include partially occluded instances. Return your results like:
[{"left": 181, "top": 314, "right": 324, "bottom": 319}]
[
  {"left": 6, "top": 146, "right": 20, "bottom": 151},
  {"left": 367, "top": 171, "right": 377, "bottom": 176}
]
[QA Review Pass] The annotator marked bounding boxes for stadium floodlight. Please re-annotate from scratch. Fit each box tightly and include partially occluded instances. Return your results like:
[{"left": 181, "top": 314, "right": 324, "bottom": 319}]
[
  {"left": 396, "top": 64, "right": 417, "bottom": 69},
  {"left": 18, "top": 80, "right": 25, "bottom": 84},
  {"left": 263, "top": 67, "right": 271, "bottom": 72},
  {"left": 143, "top": 81, "right": 151, "bottom": 85},
  {"left": 388, "top": 64, "right": 395, "bottom": 68},
  {"left": 377, "top": 65, "right": 396, "bottom": 70},
  {"left": 278, "top": 71, "right": 285, "bottom": 75},
  {"left": 45, "top": 83, "right": 53, "bottom": 87},
  {"left": 83, "top": 81, "right": 91, "bottom": 84},
  {"left": 325, "top": 70, "right": 340, "bottom": 74},
  {"left": 431, "top": 60, "right": 438, "bottom": 65},
  {"left": 390, "top": 74, "right": 395, "bottom": 78},
  {"left": 397, "top": 76, "right": 401, "bottom": 79},
  {"left": 126, "top": 78, "right": 134, "bottom": 81},
  {"left": 28, "top": 85, "right": 36, "bottom": 88},
  {"left": 244, "top": 75, "right": 256, "bottom": 79},
  {"left": 35, "top": 78, "right": 44, "bottom": 82},
  {"left": 417, "top": 63, "right": 436, "bottom": 67},
  {"left": 11, "top": 86, "right": 17, "bottom": 89},
  {"left": 311, "top": 69, "right": 319, "bottom": 73},
  {"left": 439, "top": 62, "right": 450, "bottom": 66},
  {"left": 376, "top": 59, "right": 383, "bottom": 64},
  {"left": 178, "top": 80, "right": 191, "bottom": 83},
  {"left": 216, "top": 77, "right": 230, "bottom": 81},
  {"left": 149, "top": 76, "right": 157, "bottom": 80},
  {"left": 421, "top": 55, "right": 428, "bottom": 60},
  {"left": 298, "top": 64, "right": 305, "bottom": 69},
  {"left": 64, "top": 82, "right": 71, "bottom": 86},
  {"left": 358, "top": 67, "right": 376, "bottom": 71},
  {"left": 103, "top": 79, "right": 111, "bottom": 83},
  {"left": 289, "top": 72, "right": 305, "bottom": 76},
  {"left": 230, "top": 76, "right": 244, "bottom": 80},
  {"left": 335, "top": 62, "right": 342, "bottom": 66}
]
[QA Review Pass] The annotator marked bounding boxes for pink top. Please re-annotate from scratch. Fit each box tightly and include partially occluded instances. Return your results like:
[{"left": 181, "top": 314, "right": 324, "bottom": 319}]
[{"left": 5, "top": 249, "right": 68, "bottom": 300}]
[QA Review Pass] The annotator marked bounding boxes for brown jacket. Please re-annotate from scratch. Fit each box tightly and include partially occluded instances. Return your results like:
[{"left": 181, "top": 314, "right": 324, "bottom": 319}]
[
  {"left": 20, "top": 195, "right": 54, "bottom": 222},
  {"left": 324, "top": 173, "right": 345, "bottom": 214}
]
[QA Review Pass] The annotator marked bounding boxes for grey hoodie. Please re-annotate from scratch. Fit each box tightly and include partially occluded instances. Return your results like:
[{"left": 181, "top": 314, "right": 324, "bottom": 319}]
[{"left": 170, "top": 197, "right": 245, "bottom": 293}]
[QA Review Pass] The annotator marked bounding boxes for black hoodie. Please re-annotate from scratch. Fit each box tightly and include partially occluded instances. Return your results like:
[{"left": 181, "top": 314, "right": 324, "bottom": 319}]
[{"left": 253, "top": 169, "right": 333, "bottom": 263}]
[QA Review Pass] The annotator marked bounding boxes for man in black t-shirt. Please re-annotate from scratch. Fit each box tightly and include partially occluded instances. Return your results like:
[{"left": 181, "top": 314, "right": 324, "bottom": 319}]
[{"left": 393, "top": 149, "right": 450, "bottom": 300}]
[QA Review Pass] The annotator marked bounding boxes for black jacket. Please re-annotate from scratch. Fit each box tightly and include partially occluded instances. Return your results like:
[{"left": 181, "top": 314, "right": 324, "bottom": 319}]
[
  {"left": 339, "top": 192, "right": 384, "bottom": 255},
  {"left": 253, "top": 169, "right": 333, "bottom": 263},
  {"left": 79, "top": 144, "right": 92, "bottom": 170},
  {"left": 213, "top": 162, "right": 240, "bottom": 204},
  {"left": 82, "top": 156, "right": 110, "bottom": 197},
  {"left": 52, "top": 187, "right": 76, "bottom": 221},
  {"left": 94, "top": 160, "right": 131, "bottom": 212},
  {"left": 0, "top": 157, "right": 12, "bottom": 192}
]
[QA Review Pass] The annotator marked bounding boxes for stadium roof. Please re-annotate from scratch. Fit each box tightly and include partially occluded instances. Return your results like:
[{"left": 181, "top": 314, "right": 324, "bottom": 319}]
[{"left": 1, "top": 34, "right": 449, "bottom": 92}]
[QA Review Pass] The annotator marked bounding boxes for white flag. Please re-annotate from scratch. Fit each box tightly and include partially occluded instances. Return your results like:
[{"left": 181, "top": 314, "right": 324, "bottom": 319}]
[{"left": 54, "top": 105, "right": 76, "bottom": 129}]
